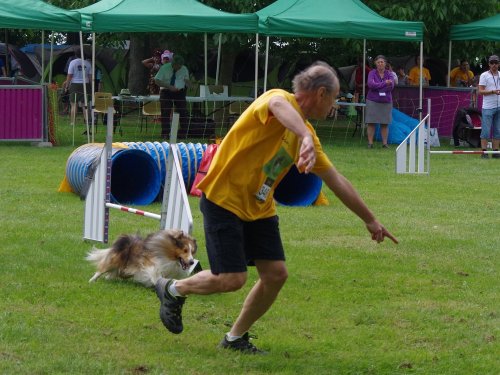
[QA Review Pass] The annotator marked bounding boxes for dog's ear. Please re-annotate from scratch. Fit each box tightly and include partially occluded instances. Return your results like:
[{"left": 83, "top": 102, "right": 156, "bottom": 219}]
[{"left": 169, "top": 231, "right": 184, "bottom": 248}]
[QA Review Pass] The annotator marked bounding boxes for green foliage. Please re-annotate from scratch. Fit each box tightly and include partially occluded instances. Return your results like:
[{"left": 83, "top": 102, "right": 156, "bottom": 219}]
[
  {"left": 364, "top": 0, "right": 500, "bottom": 59},
  {"left": 4, "top": 0, "right": 500, "bottom": 86}
]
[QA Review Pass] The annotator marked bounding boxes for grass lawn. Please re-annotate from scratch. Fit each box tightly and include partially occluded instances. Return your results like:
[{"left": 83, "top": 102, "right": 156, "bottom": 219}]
[{"left": 0, "top": 123, "right": 498, "bottom": 374}]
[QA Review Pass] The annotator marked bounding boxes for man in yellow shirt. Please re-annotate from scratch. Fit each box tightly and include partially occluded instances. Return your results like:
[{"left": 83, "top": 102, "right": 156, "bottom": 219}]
[
  {"left": 155, "top": 62, "right": 398, "bottom": 353},
  {"left": 449, "top": 60, "right": 474, "bottom": 87},
  {"left": 408, "top": 55, "right": 431, "bottom": 86}
]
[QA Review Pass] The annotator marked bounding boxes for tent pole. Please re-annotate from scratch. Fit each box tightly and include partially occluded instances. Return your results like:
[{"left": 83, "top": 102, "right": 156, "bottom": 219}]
[
  {"left": 362, "top": 39, "right": 366, "bottom": 102},
  {"left": 254, "top": 33, "right": 259, "bottom": 99},
  {"left": 419, "top": 42, "right": 423, "bottom": 121},
  {"left": 4, "top": 30, "right": 9, "bottom": 76},
  {"left": 361, "top": 39, "right": 366, "bottom": 138},
  {"left": 204, "top": 33, "right": 208, "bottom": 87},
  {"left": 91, "top": 33, "right": 96, "bottom": 143},
  {"left": 49, "top": 33, "right": 54, "bottom": 85},
  {"left": 264, "top": 36, "right": 269, "bottom": 92},
  {"left": 91, "top": 33, "right": 96, "bottom": 96},
  {"left": 79, "top": 32, "right": 90, "bottom": 143},
  {"left": 204, "top": 33, "right": 208, "bottom": 115},
  {"left": 447, "top": 41, "right": 452, "bottom": 87},
  {"left": 41, "top": 31, "right": 45, "bottom": 84},
  {"left": 215, "top": 33, "right": 221, "bottom": 85}
]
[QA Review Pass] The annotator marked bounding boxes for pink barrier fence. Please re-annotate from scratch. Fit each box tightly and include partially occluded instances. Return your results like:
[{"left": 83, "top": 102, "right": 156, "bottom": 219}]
[
  {"left": 0, "top": 85, "right": 45, "bottom": 141},
  {"left": 393, "top": 86, "right": 476, "bottom": 137}
]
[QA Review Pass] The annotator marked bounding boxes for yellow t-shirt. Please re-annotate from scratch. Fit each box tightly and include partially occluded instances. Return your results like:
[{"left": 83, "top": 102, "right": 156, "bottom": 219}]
[
  {"left": 197, "top": 89, "right": 333, "bottom": 221},
  {"left": 408, "top": 66, "right": 431, "bottom": 85},
  {"left": 449, "top": 67, "right": 474, "bottom": 87}
]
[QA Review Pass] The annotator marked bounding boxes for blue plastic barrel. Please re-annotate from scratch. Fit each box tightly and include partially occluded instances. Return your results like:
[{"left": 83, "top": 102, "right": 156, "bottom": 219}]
[
  {"left": 124, "top": 142, "right": 205, "bottom": 192},
  {"left": 65, "top": 144, "right": 161, "bottom": 205},
  {"left": 274, "top": 165, "right": 322, "bottom": 206},
  {"left": 109, "top": 149, "right": 161, "bottom": 205}
]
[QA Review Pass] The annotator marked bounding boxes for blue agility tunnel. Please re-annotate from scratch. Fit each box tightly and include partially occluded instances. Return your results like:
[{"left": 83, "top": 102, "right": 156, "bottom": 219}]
[
  {"left": 65, "top": 144, "right": 161, "bottom": 205},
  {"left": 274, "top": 165, "right": 322, "bottom": 206}
]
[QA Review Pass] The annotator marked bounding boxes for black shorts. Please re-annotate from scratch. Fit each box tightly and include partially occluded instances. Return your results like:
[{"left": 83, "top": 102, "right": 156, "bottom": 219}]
[
  {"left": 200, "top": 194, "right": 285, "bottom": 274},
  {"left": 69, "top": 83, "right": 91, "bottom": 103}
]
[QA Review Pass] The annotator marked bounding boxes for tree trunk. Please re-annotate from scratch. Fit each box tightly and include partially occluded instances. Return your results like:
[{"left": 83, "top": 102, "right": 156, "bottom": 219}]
[
  {"left": 219, "top": 47, "right": 236, "bottom": 87},
  {"left": 127, "top": 35, "right": 149, "bottom": 95}
]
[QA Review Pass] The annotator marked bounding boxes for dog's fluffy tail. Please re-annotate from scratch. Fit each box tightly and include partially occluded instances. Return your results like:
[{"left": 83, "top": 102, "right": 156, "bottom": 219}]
[
  {"left": 85, "top": 246, "right": 110, "bottom": 265},
  {"left": 85, "top": 234, "right": 141, "bottom": 283},
  {"left": 86, "top": 246, "right": 112, "bottom": 282}
]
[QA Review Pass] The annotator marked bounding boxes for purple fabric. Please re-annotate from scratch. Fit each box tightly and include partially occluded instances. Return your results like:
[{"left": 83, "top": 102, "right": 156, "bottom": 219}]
[
  {"left": 366, "top": 69, "right": 395, "bottom": 103},
  {"left": 392, "top": 86, "right": 476, "bottom": 137},
  {"left": 0, "top": 87, "right": 44, "bottom": 140}
]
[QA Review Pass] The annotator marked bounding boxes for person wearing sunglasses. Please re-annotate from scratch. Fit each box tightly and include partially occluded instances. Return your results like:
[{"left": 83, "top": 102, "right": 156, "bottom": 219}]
[{"left": 478, "top": 55, "right": 500, "bottom": 159}]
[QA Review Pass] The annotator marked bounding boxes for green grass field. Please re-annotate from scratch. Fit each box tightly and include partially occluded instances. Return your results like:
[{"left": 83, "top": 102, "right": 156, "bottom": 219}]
[{"left": 0, "top": 127, "right": 498, "bottom": 374}]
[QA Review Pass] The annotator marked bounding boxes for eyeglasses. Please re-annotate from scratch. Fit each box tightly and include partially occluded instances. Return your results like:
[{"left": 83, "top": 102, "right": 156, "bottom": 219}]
[{"left": 489, "top": 61, "right": 499, "bottom": 65}]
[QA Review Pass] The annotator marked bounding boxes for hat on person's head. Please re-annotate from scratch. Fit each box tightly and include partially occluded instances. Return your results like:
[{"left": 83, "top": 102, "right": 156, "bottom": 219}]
[
  {"left": 172, "top": 55, "right": 184, "bottom": 66},
  {"left": 488, "top": 55, "right": 499, "bottom": 63},
  {"left": 161, "top": 50, "right": 174, "bottom": 61}
]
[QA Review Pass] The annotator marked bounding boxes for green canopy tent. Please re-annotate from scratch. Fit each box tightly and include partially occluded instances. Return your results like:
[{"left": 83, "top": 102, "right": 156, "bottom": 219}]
[
  {"left": 447, "top": 13, "right": 500, "bottom": 86},
  {"left": 0, "top": 0, "right": 81, "bottom": 31},
  {"left": 256, "top": 0, "right": 425, "bottom": 114},
  {"left": 77, "top": 0, "right": 258, "bottom": 88},
  {"left": 79, "top": 0, "right": 257, "bottom": 34},
  {"left": 0, "top": 0, "right": 81, "bottom": 81},
  {"left": 257, "top": 0, "right": 422, "bottom": 40},
  {"left": 74, "top": 0, "right": 258, "bottom": 138},
  {"left": 450, "top": 13, "right": 500, "bottom": 42}
]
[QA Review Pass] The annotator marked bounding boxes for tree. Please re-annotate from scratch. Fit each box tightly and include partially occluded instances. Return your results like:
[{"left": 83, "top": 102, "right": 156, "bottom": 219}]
[
  {"left": 363, "top": 0, "right": 500, "bottom": 61},
  {"left": 9, "top": 0, "right": 500, "bottom": 91}
]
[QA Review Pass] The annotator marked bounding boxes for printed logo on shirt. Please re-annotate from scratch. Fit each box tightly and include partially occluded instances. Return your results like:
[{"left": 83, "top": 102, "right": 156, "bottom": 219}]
[{"left": 255, "top": 147, "right": 293, "bottom": 202}]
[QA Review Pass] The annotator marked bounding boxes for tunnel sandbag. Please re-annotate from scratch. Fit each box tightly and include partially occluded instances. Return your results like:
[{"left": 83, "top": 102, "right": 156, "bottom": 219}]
[
  {"left": 274, "top": 165, "right": 323, "bottom": 206},
  {"left": 65, "top": 143, "right": 161, "bottom": 205}
]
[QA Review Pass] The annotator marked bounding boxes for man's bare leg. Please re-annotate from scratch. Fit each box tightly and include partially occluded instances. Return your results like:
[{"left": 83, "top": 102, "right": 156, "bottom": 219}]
[{"left": 229, "top": 260, "right": 288, "bottom": 337}]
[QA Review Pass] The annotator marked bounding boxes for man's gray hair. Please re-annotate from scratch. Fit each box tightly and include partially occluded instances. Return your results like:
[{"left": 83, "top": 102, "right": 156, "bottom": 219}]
[{"left": 292, "top": 61, "right": 339, "bottom": 94}]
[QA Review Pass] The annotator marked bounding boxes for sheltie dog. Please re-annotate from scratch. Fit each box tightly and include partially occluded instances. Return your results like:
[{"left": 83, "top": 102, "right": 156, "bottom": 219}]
[{"left": 86, "top": 229, "right": 198, "bottom": 288}]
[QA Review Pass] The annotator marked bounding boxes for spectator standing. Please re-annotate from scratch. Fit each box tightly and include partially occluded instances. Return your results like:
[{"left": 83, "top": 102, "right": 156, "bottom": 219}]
[
  {"left": 154, "top": 55, "right": 189, "bottom": 138},
  {"left": 386, "top": 61, "right": 398, "bottom": 85},
  {"left": 64, "top": 50, "right": 78, "bottom": 75},
  {"left": 142, "top": 48, "right": 162, "bottom": 95},
  {"left": 10, "top": 55, "right": 20, "bottom": 77},
  {"left": 63, "top": 54, "right": 92, "bottom": 126},
  {"left": 161, "top": 50, "right": 174, "bottom": 65},
  {"left": 395, "top": 66, "right": 408, "bottom": 86},
  {"left": 349, "top": 56, "right": 371, "bottom": 102},
  {"left": 365, "top": 55, "right": 395, "bottom": 148},
  {"left": 0, "top": 58, "right": 6, "bottom": 77},
  {"left": 154, "top": 61, "right": 398, "bottom": 354},
  {"left": 143, "top": 49, "right": 174, "bottom": 95},
  {"left": 477, "top": 54, "right": 500, "bottom": 159},
  {"left": 449, "top": 60, "right": 474, "bottom": 87},
  {"left": 408, "top": 55, "right": 431, "bottom": 86}
]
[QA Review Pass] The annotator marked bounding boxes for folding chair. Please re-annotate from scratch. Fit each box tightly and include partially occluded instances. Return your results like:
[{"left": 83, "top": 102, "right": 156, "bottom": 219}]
[{"left": 140, "top": 100, "right": 161, "bottom": 132}]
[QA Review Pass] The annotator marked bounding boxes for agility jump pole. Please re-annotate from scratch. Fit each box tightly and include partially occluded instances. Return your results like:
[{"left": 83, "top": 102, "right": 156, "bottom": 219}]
[
  {"left": 395, "top": 99, "right": 431, "bottom": 175},
  {"left": 430, "top": 150, "right": 500, "bottom": 155},
  {"left": 396, "top": 99, "right": 500, "bottom": 175},
  {"left": 105, "top": 203, "right": 161, "bottom": 220},
  {"left": 83, "top": 108, "right": 193, "bottom": 243}
]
